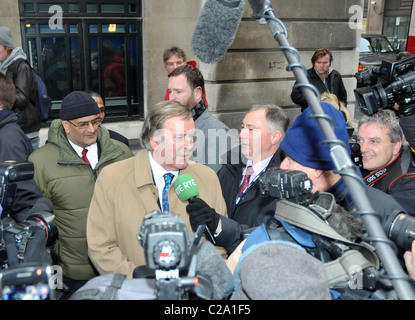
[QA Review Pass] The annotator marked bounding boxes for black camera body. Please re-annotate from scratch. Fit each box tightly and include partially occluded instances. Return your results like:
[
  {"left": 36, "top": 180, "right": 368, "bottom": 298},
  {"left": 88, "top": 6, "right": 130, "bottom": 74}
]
[
  {"left": 355, "top": 66, "right": 381, "bottom": 87},
  {"left": 137, "top": 210, "right": 208, "bottom": 300},
  {"left": 349, "top": 137, "right": 363, "bottom": 169},
  {"left": 258, "top": 168, "right": 313, "bottom": 205},
  {"left": 354, "top": 55, "right": 415, "bottom": 115},
  {"left": 0, "top": 161, "right": 56, "bottom": 299},
  {"left": 0, "top": 161, "right": 35, "bottom": 217}
]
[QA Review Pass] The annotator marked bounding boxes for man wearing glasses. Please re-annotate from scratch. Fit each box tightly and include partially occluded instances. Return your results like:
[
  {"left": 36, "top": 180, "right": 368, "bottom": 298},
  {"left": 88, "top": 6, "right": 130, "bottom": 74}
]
[{"left": 28, "top": 91, "right": 133, "bottom": 297}]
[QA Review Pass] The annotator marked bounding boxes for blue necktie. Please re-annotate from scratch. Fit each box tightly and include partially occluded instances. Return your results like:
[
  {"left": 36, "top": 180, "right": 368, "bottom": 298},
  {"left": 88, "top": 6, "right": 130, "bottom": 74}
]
[{"left": 162, "top": 173, "right": 174, "bottom": 212}]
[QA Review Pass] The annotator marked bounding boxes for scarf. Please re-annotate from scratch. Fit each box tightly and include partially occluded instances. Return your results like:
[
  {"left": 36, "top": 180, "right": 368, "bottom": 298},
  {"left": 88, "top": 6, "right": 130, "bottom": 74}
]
[{"left": 192, "top": 98, "right": 207, "bottom": 122}]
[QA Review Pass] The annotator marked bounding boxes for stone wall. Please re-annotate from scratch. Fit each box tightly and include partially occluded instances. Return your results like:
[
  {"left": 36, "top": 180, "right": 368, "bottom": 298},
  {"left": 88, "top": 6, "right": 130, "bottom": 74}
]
[
  {"left": 0, "top": 1, "right": 22, "bottom": 48},
  {"left": 3, "top": 0, "right": 364, "bottom": 145},
  {"left": 197, "top": 0, "right": 363, "bottom": 129}
]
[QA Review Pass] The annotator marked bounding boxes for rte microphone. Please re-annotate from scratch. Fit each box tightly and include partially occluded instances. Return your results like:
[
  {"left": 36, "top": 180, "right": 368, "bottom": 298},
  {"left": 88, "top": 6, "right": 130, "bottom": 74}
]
[
  {"left": 191, "top": 0, "right": 245, "bottom": 64},
  {"left": 174, "top": 174, "right": 216, "bottom": 244}
]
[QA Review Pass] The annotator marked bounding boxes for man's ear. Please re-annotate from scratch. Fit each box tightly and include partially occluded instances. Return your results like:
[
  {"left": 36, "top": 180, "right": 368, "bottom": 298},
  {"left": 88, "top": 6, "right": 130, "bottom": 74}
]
[
  {"left": 270, "top": 130, "right": 282, "bottom": 145},
  {"left": 149, "top": 136, "right": 160, "bottom": 151},
  {"left": 61, "top": 120, "right": 70, "bottom": 135},
  {"left": 392, "top": 141, "right": 402, "bottom": 156},
  {"left": 194, "top": 86, "right": 203, "bottom": 102}
]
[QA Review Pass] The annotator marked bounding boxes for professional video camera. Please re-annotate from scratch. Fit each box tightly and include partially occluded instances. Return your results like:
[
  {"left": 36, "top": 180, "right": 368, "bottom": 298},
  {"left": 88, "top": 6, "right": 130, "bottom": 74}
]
[
  {"left": 137, "top": 210, "right": 226, "bottom": 300},
  {"left": 355, "top": 66, "right": 382, "bottom": 87},
  {"left": 354, "top": 55, "right": 415, "bottom": 115},
  {"left": 0, "top": 161, "right": 57, "bottom": 300}
]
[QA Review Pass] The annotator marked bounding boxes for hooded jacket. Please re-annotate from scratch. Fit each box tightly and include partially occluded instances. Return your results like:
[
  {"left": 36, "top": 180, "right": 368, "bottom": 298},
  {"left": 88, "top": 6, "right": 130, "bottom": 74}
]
[
  {"left": 2, "top": 47, "right": 40, "bottom": 134},
  {"left": 28, "top": 119, "right": 133, "bottom": 280}
]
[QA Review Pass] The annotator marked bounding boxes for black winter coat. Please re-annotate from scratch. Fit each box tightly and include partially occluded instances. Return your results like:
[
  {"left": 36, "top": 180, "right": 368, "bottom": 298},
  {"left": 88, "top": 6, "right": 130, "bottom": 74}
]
[
  {"left": 362, "top": 146, "right": 415, "bottom": 217},
  {"left": 217, "top": 148, "right": 284, "bottom": 227},
  {"left": 6, "top": 59, "right": 41, "bottom": 134},
  {"left": 291, "top": 67, "right": 347, "bottom": 112},
  {"left": 0, "top": 110, "right": 42, "bottom": 221}
]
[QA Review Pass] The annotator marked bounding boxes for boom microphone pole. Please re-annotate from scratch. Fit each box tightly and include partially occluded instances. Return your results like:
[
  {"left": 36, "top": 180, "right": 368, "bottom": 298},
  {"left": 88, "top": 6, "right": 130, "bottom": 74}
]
[{"left": 247, "top": 0, "right": 415, "bottom": 300}]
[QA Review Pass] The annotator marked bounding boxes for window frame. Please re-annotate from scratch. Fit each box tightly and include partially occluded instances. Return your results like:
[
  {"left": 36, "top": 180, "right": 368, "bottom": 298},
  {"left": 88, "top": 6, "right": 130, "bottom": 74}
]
[{"left": 18, "top": 0, "right": 144, "bottom": 124}]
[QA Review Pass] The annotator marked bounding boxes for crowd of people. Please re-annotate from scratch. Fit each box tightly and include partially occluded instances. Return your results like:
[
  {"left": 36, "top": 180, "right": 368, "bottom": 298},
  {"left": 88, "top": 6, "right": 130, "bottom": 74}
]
[{"left": 1, "top": 23, "right": 415, "bottom": 300}]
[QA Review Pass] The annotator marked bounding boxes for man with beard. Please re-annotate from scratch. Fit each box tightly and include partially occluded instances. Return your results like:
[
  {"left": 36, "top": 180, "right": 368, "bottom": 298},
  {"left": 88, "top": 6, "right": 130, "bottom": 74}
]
[{"left": 168, "top": 64, "right": 233, "bottom": 172}]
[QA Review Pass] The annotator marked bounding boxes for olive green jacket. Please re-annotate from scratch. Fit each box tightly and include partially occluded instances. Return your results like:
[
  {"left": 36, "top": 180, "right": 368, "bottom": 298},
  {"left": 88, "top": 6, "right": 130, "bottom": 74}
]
[{"left": 29, "top": 119, "right": 133, "bottom": 280}]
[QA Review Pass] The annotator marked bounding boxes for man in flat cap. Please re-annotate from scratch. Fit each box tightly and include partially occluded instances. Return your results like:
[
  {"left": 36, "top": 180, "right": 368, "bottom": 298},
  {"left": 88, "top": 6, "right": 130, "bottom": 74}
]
[{"left": 29, "top": 91, "right": 133, "bottom": 297}]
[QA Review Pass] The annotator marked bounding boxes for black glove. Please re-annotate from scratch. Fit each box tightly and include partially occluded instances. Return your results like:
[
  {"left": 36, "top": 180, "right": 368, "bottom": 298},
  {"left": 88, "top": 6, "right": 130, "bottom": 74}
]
[{"left": 186, "top": 197, "right": 220, "bottom": 232}]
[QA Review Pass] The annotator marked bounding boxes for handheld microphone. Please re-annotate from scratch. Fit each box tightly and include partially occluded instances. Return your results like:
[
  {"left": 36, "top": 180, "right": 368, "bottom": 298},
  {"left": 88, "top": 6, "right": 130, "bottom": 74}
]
[
  {"left": 174, "top": 174, "right": 216, "bottom": 244},
  {"left": 191, "top": 0, "right": 245, "bottom": 64}
]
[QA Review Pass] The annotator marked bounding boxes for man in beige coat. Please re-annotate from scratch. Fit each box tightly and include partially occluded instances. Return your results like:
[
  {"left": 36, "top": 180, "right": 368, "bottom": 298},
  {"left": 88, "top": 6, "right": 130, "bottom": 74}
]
[{"left": 87, "top": 100, "right": 227, "bottom": 278}]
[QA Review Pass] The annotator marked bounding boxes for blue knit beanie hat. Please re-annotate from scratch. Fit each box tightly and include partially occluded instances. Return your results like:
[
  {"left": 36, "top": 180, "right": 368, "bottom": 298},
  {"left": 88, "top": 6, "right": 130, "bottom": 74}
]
[{"left": 280, "top": 102, "right": 351, "bottom": 170}]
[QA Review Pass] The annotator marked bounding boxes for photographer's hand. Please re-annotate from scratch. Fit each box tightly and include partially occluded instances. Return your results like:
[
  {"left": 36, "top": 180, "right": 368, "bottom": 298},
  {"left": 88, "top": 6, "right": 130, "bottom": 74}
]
[
  {"left": 404, "top": 240, "right": 415, "bottom": 281},
  {"left": 226, "top": 239, "right": 246, "bottom": 275},
  {"left": 186, "top": 198, "right": 220, "bottom": 233}
]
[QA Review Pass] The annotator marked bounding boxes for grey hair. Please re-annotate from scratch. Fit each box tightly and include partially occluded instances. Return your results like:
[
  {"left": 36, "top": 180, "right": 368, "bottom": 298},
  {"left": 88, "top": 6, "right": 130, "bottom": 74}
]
[
  {"left": 248, "top": 104, "right": 290, "bottom": 138},
  {"left": 140, "top": 100, "right": 192, "bottom": 151},
  {"left": 357, "top": 109, "right": 403, "bottom": 143}
]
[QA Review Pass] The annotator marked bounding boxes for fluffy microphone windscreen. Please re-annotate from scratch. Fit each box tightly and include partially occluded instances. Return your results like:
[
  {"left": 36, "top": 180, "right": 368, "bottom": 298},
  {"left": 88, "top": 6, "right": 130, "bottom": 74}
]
[
  {"left": 191, "top": 0, "right": 245, "bottom": 64},
  {"left": 195, "top": 241, "right": 227, "bottom": 299}
]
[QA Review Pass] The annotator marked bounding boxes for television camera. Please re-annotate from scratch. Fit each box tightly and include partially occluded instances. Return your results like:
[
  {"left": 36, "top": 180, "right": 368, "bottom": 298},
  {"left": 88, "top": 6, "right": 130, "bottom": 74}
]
[
  {"left": 354, "top": 55, "right": 415, "bottom": 115},
  {"left": 0, "top": 161, "right": 57, "bottom": 300},
  {"left": 137, "top": 210, "right": 225, "bottom": 300}
]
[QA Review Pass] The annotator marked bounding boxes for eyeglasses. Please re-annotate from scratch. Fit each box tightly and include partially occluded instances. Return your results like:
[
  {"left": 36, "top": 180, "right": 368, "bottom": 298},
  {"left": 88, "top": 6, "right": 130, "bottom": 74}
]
[{"left": 67, "top": 118, "right": 102, "bottom": 129}]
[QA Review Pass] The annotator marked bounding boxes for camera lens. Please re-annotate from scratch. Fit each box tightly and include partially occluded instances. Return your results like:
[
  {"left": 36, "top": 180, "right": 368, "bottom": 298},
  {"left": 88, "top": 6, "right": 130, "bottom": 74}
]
[
  {"left": 389, "top": 213, "right": 415, "bottom": 251},
  {"left": 27, "top": 213, "right": 58, "bottom": 247}
]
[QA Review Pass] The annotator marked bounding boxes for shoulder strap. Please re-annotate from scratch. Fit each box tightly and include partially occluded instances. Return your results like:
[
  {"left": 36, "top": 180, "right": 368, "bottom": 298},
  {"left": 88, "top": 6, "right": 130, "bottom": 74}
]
[
  {"left": 274, "top": 194, "right": 379, "bottom": 269},
  {"left": 11, "top": 58, "right": 27, "bottom": 81},
  {"left": 324, "top": 250, "right": 375, "bottom": 286},
  {"left": 69, "top": 274, "right": 126, "bottom": 300},
  {"left": 101, "top": 274, "right": 126, "bottom": 300},
  {"left": 400, "top": 145, "right": 414, "bottom": 171},
  {"left": 274, "top": 195, "right": 381, "bottom": 288}
]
